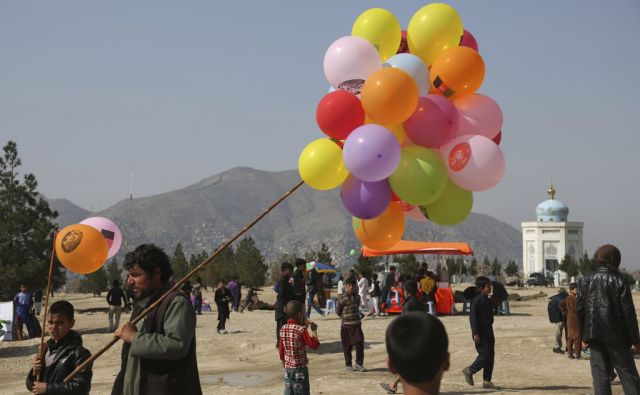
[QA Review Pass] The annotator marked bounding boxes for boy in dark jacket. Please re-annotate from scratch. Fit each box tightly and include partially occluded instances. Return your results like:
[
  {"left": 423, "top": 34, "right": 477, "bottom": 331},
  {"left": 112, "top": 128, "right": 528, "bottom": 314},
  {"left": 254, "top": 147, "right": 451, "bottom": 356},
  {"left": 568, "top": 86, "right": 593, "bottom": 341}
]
[
  {"left": 337, "top": 278, "right": 366, "bottom": 372},
  {"left": 463, "top": 277, "right": 496, "bottom": 389},
  {"left": 577, "top": 244, "right": 640, "bottom": 394},
  {"left": 26, "top": 300, "right": 92, "bottom": 394},
  {"left": 214, "top": 279, "right": 232, "bottom": 334}
]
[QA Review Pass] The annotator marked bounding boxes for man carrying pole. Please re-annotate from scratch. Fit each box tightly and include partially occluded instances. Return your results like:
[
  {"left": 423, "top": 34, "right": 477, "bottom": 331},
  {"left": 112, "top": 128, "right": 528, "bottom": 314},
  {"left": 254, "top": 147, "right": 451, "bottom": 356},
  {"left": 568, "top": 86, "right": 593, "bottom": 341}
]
[{"left": 112, "top": 244, "right": 202, "bottom": 395}]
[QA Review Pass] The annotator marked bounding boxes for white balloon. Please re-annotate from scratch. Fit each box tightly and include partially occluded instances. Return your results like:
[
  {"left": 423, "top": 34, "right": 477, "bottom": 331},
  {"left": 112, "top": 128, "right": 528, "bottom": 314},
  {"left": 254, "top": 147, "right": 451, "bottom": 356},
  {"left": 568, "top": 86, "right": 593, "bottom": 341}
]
[{"left": 382, "top": 53, "right": 430, "bottom": 96}]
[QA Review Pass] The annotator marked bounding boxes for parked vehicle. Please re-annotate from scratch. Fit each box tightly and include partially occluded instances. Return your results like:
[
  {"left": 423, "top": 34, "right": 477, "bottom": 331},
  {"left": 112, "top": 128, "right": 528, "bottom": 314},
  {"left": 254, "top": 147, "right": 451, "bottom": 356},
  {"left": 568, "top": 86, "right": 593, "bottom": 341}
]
[{"left": 527, "top": 272, "right": 548, "bottom": 286}]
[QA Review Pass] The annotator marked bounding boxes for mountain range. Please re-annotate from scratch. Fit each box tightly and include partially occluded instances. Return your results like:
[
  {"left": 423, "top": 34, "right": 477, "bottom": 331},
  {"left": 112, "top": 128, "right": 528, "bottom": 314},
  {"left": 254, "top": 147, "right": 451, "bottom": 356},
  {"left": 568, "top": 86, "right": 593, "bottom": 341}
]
[{"left": 47, "top": 167, "right": 522, "bottom": 268}]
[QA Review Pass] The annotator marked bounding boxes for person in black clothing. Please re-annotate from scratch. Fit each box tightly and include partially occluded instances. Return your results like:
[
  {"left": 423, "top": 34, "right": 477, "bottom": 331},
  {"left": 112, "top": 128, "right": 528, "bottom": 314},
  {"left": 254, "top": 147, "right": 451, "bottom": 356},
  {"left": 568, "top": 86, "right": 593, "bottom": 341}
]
[
  {"left": 306, "top": 262, "right": 324, "bottom": 318},
  {"left": 106, "top": 280, "right": 128, "bottom": 332},
  {"left": 26, "top": 300, "right": 92, "bottom": 394},
  {"left": 463, "top": 277, "right": 496, "bottom": 389},
  {"left": 403, "top": 280, "right": 426, "bottom": 314},
  {"left": 214, "top": 279, "right": 231, "bottom": 334},
  {"left": 381, "top": 266, "right": 397, "bottom": 314},
  {"left": 490, "top": 281, "right": 509, "bottom": 315},
  {"left": 548, "top": 288, "right": 569, "bottom": 354},
  {"left": 275, "top": 262, "right": 295, "bottom": 347},
  {"left": 34, "top": 288, "right": 44, "bottom": 316},
  {"left": 293, "top": 258, "right": 307, "bottom": 305},
  {"left": 577, "top": 244, "right": 640, "bottom": 394}
]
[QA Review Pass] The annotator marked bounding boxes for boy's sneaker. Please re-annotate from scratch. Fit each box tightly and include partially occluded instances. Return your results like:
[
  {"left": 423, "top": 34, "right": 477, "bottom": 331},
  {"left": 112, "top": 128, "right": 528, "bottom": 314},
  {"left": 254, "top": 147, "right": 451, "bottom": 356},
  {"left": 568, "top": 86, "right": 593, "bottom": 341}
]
[
  {"left": 552, "top": 347, "right": 564, "bottom": 354},
  {"left": 354, "top": 364, "right": 367, "bottom": 372},
  {"left": 379, "top": 383, "right": 397, "bottom": 394},
  {"left": 482, "top": 381, "right": 496, "bottom": 389},
  {"left": 462, "top": 367, "right": 474, "bottom": 386},
  {"left": 345, "top": 365, "right": 355, "bottom": 371}
]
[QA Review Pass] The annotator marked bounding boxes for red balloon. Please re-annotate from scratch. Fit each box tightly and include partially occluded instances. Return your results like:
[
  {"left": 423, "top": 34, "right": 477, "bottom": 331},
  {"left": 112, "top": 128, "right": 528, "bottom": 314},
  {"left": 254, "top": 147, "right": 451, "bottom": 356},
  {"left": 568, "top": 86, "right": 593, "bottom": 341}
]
[
  {"left": 492, "top": 130, "right": 502, "bottom": 145},
  {"left": 316, "top": 90, "right": 365, "bottom": 140},
  {"left": 460, "top": 29, "right": 479, "bottom": 52},
  {"left": 391, "top": 191, "right": 401, "bottom": 202},
  {"left": 397, "top": 30, "right": 409, "bottom": 54}
]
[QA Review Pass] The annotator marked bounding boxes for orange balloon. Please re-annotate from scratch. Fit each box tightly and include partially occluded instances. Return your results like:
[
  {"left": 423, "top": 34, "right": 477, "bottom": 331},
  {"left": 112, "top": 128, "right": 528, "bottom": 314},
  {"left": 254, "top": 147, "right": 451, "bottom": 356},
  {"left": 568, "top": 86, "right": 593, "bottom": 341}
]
[
  {"left": 55, "top": 224, "right": 108, "bottom": 274},
  {"left": 430, "top": 46, "right": 485, "bottom": 100},
  {"left": 354, "top": 202, "right": 405, "bottom": 250},
  {"left": 361, "top": 68, "right": 419, "bottom": 126}
]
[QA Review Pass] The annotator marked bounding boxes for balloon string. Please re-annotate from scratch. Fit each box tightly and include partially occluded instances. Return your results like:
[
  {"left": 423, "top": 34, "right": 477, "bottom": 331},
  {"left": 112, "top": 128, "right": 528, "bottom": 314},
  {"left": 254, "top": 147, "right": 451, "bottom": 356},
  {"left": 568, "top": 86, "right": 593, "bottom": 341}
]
[
  {"left": 37, "top": 228, "right": 58, "bottom": 383},
  {"left": 63, "top": 179, "right": 305, "bottom": 384}
]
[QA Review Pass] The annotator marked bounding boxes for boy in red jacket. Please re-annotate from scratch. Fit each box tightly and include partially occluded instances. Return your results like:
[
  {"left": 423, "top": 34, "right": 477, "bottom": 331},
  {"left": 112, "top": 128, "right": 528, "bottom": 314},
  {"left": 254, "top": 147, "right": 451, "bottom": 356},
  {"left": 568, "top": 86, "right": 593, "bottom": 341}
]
[{"left": 279, "top": 300, "right": 320, "bottom": 394}]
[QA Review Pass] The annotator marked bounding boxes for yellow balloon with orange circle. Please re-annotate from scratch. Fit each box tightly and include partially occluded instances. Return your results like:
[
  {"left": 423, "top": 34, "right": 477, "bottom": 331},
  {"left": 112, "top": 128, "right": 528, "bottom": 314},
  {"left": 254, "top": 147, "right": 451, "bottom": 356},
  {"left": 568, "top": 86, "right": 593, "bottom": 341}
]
[
  {"left": 55, "top": 224, "right": 109, "bottom": 274},
  {"left": 430, "top": 46, "right": 485, "bottom": 100},
  {"left": 352, "top": 8, "right": 402, "bottom": 62},
  {"left": 361, "top": 68, "right": 419, "bottom": 126},
  {"left": 407, "top": 3, "right": 463, "bottom": 67},
  {"left": 354, "top": 202, "right": 405, "bottom": 250},
  {"left": 298, "top": 138, "right": 349, "bottom": 190}
]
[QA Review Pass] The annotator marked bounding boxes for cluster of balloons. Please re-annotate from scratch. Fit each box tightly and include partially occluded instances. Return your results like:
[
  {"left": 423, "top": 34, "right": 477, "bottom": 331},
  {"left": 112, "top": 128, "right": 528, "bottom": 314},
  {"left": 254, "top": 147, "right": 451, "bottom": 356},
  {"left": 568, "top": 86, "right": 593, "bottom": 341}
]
[
  {"left": 54, "top": 217, "right": 122, "bottom": 274},
  {"left": 298, "top": 3, "right": 505, "bottom": 251}
]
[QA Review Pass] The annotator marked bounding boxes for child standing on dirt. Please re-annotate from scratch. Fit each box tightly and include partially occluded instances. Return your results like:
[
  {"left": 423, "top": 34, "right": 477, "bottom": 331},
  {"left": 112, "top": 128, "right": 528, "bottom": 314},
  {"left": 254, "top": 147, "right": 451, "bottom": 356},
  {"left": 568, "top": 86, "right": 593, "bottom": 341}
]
[
  {"left": 337, "top": 278, "right": 366, "bottom": 372},
  {"left": 279, "top": 300, "right": 320, "bottom": 395}
]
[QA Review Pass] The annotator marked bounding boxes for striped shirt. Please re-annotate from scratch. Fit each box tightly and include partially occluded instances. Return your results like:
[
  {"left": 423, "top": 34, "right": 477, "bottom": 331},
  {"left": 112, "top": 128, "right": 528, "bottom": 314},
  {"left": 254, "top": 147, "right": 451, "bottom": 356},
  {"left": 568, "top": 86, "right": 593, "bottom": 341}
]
[{"left": 278, "top": 319, "right": 320, "bottom": 368}]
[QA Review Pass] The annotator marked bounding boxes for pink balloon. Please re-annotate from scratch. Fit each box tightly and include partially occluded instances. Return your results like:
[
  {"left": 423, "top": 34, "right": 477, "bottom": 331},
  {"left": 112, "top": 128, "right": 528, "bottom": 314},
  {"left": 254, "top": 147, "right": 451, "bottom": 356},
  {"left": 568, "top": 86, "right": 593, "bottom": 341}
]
[
  {"left": 404, "top": 95, "right": 459, "bottom": 149},
  {"left": 460, "top": 29, "right": 479, "bottom": 52},
  {"left": 440, "top": 134, "right": 505, "bottom": 191},
  {"left": 79, "top": 217, "right": 122, "bottom": 259},
  {"left": 454, "top": 94, "right": 503, "bottom": 140},
  {"left": 323, "top": 36, "right": 382, "bottom": 89}
]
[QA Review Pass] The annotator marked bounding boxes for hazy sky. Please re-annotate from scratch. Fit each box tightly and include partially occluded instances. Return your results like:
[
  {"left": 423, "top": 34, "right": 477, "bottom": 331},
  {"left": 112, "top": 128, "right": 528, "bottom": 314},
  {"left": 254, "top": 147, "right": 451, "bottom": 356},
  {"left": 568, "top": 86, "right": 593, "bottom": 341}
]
[{"left": 2, "top": 1, "right": 640, "bottom": 268}]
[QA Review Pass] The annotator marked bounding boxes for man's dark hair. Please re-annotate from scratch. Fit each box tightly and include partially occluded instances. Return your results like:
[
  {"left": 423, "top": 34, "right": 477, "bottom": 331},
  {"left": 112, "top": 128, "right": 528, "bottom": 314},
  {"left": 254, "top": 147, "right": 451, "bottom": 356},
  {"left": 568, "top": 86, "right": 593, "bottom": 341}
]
[
  {"left": 218, "top": 279, "right": 225, "bottom": 285},
  {"left": 345, "top": 278, "right": 357, "bottom": 286},
  {"left": 594, "top": 244, "right": 621, "bottom": 268},
  {"left": 295, "top": 258, "right": 306, "bottom": 268},
  {"left": 124, "top": 244, "right": 174, "bottom": 282},
  {"left": 281, "top": 262, "right": 293, "bottom": 272},
  {"left": 286, "top": 300, "right": 304, "bottom": 320},
  {"left": 475, "top": 276, "right": 491, "bottom": 290},
  {"left": 49, "top": 300, "right": 74, "bottom": 321},
  {"left": 386, "top": 313, "right": 448, "bottom": 383},
  {"left": 569, "top": 282, "right": 577, "bottom": 290},
  {"left": 404, "top": 280, "right": 418, "bottom": 296}
]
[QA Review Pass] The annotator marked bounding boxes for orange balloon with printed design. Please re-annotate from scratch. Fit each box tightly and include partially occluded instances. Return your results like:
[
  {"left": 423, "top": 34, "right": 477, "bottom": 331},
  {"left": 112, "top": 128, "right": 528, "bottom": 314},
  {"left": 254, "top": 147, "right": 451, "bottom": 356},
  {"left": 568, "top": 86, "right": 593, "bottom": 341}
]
[
  {"left": 361, "top": 68, "right": 419, "bottom": 126},
  {"left": 354, "top": 202, "right": 405, "bottom": 250},
  {"left": 430, "top": 46, "right": 485, "bottom": 100},
  {"left": 55, "top": 224, "right": 109, "bottom": 274}
]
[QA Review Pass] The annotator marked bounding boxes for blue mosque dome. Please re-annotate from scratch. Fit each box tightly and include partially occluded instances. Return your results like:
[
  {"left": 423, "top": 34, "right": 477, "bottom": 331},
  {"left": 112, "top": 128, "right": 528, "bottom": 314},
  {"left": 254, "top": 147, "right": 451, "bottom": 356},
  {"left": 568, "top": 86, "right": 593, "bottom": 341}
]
[{"left": 536, "top": 183, "right": 569, "bottom": 222}]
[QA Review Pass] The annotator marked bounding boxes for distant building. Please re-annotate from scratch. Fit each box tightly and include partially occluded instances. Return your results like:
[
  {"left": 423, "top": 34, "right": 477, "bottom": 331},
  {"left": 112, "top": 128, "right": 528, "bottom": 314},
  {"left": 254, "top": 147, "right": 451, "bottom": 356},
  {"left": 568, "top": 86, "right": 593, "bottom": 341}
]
[{"left": 521, "top": 183, "right": 584, "bottom": 279}]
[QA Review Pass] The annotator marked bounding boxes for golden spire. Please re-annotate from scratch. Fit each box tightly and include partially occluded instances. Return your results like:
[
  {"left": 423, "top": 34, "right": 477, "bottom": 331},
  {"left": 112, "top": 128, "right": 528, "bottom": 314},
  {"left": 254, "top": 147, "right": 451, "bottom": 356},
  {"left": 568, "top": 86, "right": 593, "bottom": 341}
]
[{"left": 547, "top": 180, "right": 556, "bottom": 200}]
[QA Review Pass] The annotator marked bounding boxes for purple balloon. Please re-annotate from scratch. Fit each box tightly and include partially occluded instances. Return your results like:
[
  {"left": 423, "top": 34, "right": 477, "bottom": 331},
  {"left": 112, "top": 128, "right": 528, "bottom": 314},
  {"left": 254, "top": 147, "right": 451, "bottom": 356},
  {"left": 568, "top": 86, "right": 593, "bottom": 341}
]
[
  {"left": 341, "top": 175, "right": 391, "bottom": 219},
  {"left": 343, "top": 124, "right": 401, "bottom": 182}
]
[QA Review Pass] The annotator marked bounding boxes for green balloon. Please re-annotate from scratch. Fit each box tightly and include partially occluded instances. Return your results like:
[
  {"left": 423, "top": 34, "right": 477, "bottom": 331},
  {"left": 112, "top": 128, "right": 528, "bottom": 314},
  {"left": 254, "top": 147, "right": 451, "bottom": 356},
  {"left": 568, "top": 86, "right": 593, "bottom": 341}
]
[
  {"left": 421, "top": 180, "right": 473, "bottom": 226},
  {"left": 389, "top": 146, "right": 447, "bottom": 205},
  {"left": 349, "top": 249, "right": 356, "bottom": 256},
  {"left": 352, "top": 217, "right": 361, "bottom": 233}
]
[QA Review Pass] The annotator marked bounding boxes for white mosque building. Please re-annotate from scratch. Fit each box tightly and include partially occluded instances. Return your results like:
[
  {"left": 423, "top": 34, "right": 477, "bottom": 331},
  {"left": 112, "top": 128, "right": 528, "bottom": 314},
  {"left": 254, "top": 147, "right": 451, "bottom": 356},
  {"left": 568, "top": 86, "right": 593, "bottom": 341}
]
[{"left": 521, "top": 183, "right": 584, "bottom": 279}]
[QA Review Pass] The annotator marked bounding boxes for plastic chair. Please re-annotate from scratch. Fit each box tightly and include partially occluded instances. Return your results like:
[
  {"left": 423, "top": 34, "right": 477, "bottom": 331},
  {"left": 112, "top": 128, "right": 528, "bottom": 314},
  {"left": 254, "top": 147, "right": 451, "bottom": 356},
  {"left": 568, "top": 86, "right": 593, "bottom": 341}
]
[
  {"left": 324, "top": 298, "right": 336, "bottom": 316},
  {"left": 497, "top": 300, "right": 510, "bottom": 316}
]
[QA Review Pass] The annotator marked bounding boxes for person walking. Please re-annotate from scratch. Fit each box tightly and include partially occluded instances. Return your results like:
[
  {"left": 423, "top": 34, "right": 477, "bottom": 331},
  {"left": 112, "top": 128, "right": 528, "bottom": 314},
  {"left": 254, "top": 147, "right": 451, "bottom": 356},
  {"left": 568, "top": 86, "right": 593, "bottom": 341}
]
[
  {"left": 214, "top": 280, "right": 231, "bottom": 334},
  {"left": 275, "top": 262, "right": 296, "bottom": 348},
  {"left": 33, "top": 288, "right": 44, "bottom": 317},
  {"left": 548, "top": 288, "right": 569, "bottom": 354},
  {"left": 559, "top": 283, "right": 581, "bottom": 359},
  {"left": 305, "top": 262, "right": 324, "bottom": 318},
  {"left": 463, "top": 277, "right": 496, "bottom": 389},
  {"left": 577, "top": 244, "right": 640, "bottom": 394},
  {"left": 106, "top": 280, "right": 127, "bottom": 332},
  {"left": 293, "top": 259, "right": 307, "bottom": 305},
  {"left": 357, "top": 272, "right": 370, "bottom": 312}
]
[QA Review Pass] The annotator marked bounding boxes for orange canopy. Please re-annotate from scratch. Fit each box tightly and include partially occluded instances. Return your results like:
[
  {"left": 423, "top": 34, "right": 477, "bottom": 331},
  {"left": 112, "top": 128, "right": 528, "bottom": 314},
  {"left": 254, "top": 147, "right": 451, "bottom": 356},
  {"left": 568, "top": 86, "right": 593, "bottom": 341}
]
[{"left": 362, "top": 240, "right": 473, "bottom": 257}]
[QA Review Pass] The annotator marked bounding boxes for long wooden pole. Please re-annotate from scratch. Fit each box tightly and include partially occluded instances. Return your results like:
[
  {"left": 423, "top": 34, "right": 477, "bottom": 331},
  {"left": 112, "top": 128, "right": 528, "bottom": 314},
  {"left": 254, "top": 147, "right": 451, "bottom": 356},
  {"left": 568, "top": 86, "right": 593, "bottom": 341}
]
[
  {"left": 64, "top": 179, "right": 305, "bottom": 384},
  {"left": 37, "top": 228, "right": 58, "bottom": 382}
]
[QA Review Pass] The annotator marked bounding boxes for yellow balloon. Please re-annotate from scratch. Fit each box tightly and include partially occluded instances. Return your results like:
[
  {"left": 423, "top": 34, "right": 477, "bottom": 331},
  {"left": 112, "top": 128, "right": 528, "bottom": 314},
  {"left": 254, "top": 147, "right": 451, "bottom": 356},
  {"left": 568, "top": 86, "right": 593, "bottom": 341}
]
[
  {"left": 407, "top": 3, "right": 464, "bottom": 67},
  {"left": 352, "top": 8, "right": 402, "bottom": 62},
  {"left": 298, "top": 138, "right": 349, "bottom": 190},
  {"left": 364, "top": 115, "right": 405, "bottom": 143},
  {"left": 55, "top": 224, "right": 108, "bottom": 274}
]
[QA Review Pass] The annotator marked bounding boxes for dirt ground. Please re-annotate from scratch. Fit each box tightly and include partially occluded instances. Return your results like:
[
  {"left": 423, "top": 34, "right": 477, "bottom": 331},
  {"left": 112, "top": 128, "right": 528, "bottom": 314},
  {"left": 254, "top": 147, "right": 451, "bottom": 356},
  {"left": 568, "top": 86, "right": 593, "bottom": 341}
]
[{"left": 1, "top": 285, "right": 637, "bottom": 394}]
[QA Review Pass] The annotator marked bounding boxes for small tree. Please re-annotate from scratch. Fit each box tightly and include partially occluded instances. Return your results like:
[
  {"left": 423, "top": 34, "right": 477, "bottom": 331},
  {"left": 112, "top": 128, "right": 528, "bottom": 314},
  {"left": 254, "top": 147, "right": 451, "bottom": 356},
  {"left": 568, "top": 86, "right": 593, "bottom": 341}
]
[
  {"left": 578, "top": 252, "right": 593, "bottom": 275},
  {"left": 397, "top": 254, "right": 420, "bottom": 279},
  {"left": 353, "top": 254, "right": 381, "bottom": 279},
  {"left": 106, "top": 258, "right": 122, "bottom": 285},
  {"left": 171, "top": 243, "right": 189, "bottom": 280},
  {"left": 234, "top": 236, "right": 267, "bottom": 287},
  {"left": 480, "top": 257, "right": 491, "bottom": 276},
  {"left": 78, "top": 266, "right": 109, "bottom": 296},
  {"left": 469, "top": 258, "right": 478, "bottom": 276},
  {"left": 559, "top": 255, "right": 579, "bottom": 279},
  {"left": 202, "top": 245, "right": 234, "bottom": 286},
  {"left": 505, "top": 260, "right": 519, "bottom": 277},
  {"left": 490, "top": 257, "right": 502, "bottom": 277}
]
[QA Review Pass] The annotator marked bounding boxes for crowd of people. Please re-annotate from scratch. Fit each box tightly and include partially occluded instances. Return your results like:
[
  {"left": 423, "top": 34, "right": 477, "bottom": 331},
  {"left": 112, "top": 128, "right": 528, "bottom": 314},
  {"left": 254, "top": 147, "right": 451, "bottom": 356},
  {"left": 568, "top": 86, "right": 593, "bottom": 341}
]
[{"left": 15, "top": 243, "right": 640, "bottom": 395}]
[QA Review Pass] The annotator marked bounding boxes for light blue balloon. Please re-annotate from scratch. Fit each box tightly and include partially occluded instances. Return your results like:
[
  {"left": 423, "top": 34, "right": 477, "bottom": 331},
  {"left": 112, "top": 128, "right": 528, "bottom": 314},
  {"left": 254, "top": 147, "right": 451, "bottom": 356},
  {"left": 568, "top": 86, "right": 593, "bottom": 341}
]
[{"left": 383, "top": 53, "right": 429, "bottom": 96}]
